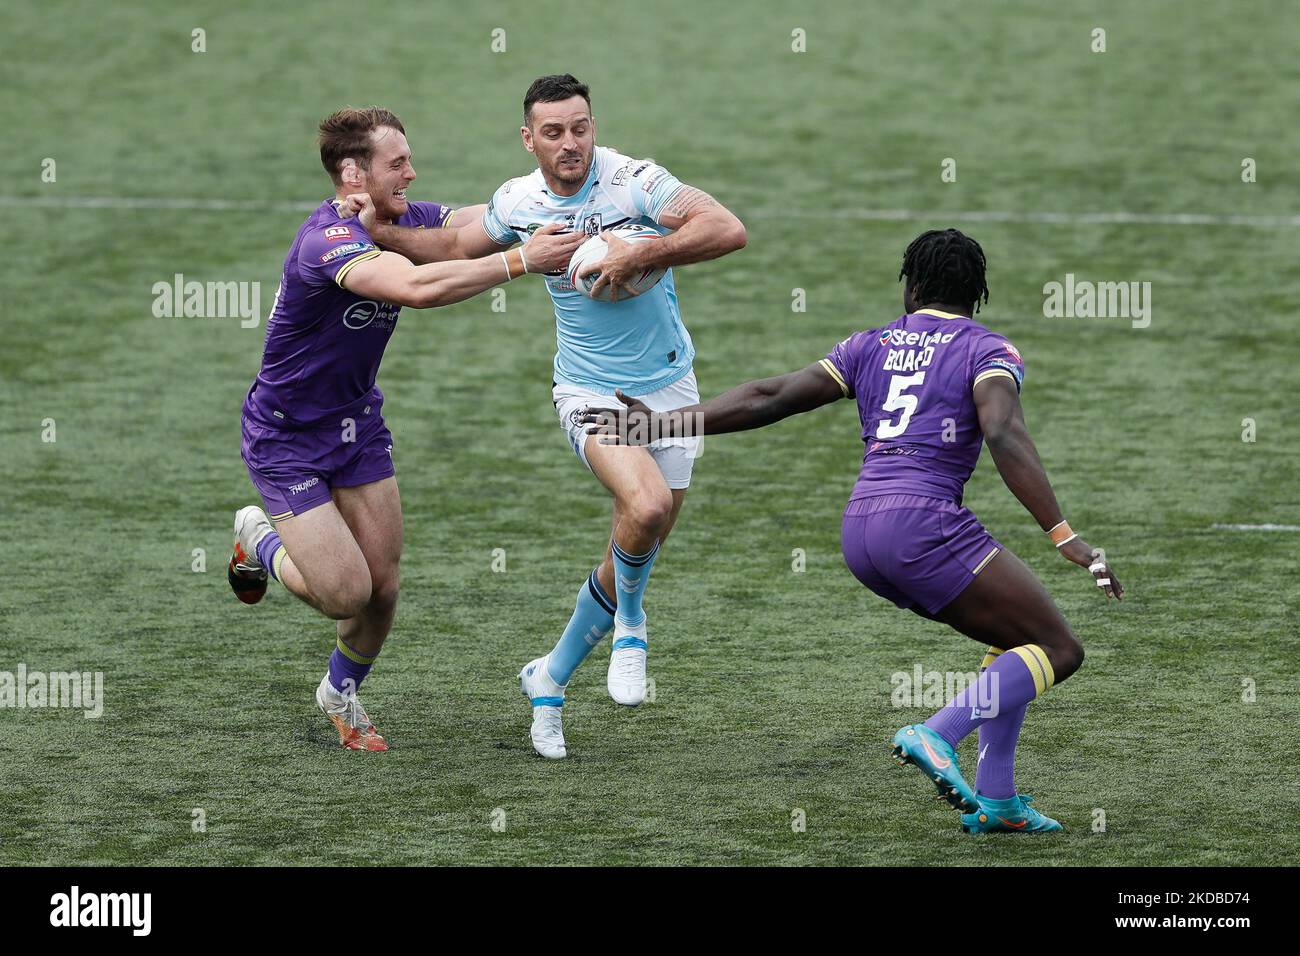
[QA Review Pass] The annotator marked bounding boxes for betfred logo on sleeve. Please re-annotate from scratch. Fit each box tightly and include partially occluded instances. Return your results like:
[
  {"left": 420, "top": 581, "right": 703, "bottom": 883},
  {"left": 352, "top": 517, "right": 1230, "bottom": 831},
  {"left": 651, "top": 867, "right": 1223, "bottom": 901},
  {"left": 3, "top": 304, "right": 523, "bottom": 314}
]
[
  {"left": 319, "top": 241, "right": 371, "bottom": 264},
  {"left": 324, "top": 226, "right": 353, "bottom": 242}
]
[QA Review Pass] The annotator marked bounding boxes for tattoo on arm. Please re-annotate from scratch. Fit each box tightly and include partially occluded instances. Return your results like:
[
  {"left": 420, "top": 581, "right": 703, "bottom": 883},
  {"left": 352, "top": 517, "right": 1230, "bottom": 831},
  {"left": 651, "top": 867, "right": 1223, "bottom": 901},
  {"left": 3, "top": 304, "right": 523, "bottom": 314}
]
[{"left": 662, "top": 186, "right": 718, "bottom": 222}]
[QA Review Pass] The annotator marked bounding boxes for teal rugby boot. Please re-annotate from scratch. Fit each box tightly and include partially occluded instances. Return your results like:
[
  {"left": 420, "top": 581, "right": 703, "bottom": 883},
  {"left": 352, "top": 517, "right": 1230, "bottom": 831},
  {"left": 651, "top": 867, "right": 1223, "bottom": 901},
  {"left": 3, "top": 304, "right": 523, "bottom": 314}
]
[
  {"left": 890, "top": 723, "right": 979, "bottom": 813},
  {"left": 961, "top": 794, "right": 1063, "bottom": 834}
]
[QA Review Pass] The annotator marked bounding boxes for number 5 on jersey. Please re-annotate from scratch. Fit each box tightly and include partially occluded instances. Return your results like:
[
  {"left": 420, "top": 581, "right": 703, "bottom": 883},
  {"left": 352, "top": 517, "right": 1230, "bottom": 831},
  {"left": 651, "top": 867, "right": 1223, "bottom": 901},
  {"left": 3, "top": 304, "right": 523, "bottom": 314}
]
[{"left": 877, "top": 372, "right": 926, "bottom": 439}]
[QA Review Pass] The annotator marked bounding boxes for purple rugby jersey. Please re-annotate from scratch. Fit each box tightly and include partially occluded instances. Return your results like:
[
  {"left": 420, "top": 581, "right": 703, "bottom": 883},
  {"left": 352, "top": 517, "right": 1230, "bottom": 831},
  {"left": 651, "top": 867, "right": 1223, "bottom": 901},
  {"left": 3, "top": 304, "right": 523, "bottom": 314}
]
[
  {"left": 242, "top": 198, "right": 451, "bottom": 430},
  {"left": 820, "top": 308, "right": 1025, "bottom": 504}
]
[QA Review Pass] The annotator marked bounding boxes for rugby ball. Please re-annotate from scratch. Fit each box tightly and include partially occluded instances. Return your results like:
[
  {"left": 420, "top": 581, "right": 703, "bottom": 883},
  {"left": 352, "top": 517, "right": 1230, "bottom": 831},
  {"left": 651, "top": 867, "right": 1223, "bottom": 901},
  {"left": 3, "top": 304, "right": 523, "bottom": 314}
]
[{"left": 567, "top": 224, "right": 665, "bottom": 301}]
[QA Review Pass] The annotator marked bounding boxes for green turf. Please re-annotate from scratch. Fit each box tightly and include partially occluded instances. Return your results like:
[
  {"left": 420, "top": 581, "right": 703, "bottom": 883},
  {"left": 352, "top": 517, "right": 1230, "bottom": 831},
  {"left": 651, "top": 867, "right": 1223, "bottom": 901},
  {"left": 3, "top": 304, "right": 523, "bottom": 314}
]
[{"left": 2, "top": 0, "right": 1298, "bottom": 865}]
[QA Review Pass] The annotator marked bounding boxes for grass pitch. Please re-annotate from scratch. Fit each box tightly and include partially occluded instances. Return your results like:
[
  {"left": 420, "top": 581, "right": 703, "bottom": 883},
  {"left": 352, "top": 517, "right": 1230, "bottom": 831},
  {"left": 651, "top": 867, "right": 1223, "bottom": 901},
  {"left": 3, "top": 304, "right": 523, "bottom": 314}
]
[{"left": 2, "top": 0, "right": 1297, "bottom": 865}]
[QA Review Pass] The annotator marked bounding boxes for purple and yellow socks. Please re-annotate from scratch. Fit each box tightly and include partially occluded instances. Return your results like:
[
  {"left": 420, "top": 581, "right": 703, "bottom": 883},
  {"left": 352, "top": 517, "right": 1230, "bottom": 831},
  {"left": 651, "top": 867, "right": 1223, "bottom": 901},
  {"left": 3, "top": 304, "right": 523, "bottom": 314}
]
[
  {"left": 327, "top": 636, "right": 377, "bottom": 696},
  {"left": 924, "top": 643, "right": 1055, "bottom": 749},
  {"left": 255, "top": 530, "right": 287, "bottom": 583},
  {"left": 973, "top": 647, "right": 1028, "bottom": 800}
]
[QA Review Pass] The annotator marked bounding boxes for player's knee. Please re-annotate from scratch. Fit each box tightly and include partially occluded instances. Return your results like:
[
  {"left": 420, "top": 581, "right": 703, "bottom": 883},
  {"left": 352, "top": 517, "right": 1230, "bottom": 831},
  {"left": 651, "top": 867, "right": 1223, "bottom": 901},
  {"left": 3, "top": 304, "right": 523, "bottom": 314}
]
[
  {"left": 1047, "top": 631, "right": 1084, "bottom": 682},
  {"left": 319, "top": 576, "right": 373, "bottom": 620},
  {"left": 367, "top": 571, "right": 400, "bottom": 614},
  {"left": 627, "top": 489, "right": 673, "bottom": 535},
  {"left": 1068, "top": 638, "right": 1085, "bottom": 674}
]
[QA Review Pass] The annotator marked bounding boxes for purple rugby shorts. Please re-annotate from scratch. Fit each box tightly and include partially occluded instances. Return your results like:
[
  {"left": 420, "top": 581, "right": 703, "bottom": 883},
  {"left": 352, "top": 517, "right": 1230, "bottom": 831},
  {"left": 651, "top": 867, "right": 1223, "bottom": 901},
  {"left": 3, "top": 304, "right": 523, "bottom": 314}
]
[
  {"left": 840, "top": 494, "right": 1003, "bottom": 614},
  {"left": 241, "top": 413, "right": 395, "bottom": 521}
]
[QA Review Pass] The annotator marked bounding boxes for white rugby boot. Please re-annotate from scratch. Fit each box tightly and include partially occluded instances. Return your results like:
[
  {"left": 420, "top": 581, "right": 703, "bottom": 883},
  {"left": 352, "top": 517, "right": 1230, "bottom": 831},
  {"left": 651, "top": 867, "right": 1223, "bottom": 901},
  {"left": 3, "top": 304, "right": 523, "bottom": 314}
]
[
  {"left": 315, "top": 674, "right": 388, "bottom": 751},
  {"left": 519, "top": 656, "right": 567, "bottom": 759},
  {"left": 228, "top": 505, "right": 274, "bottom": 604},
  {"left": 607, "top": 618, "right": 648, "bottom": 706}
]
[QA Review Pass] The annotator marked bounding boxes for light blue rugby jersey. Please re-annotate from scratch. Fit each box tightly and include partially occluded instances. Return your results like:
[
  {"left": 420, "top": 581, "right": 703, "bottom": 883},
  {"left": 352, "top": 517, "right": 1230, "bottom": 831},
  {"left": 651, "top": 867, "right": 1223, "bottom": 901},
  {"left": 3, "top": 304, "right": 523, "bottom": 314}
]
[{"left": 481, "top": 146, "right": 695, "bottom": 393}]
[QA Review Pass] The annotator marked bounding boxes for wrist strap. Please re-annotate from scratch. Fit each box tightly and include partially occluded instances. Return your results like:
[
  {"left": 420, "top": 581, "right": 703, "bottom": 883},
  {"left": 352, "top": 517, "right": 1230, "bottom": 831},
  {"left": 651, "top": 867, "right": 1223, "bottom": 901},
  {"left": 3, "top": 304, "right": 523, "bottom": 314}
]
[
  {"left": 1047, "top": 520, "right": 1076, "bottom": 548},
  {"left": 499, "top": 249, "right": 526, "bottom": 280},
  {"left": 518, "top": 246, "right": 529, "bottom": 275}
]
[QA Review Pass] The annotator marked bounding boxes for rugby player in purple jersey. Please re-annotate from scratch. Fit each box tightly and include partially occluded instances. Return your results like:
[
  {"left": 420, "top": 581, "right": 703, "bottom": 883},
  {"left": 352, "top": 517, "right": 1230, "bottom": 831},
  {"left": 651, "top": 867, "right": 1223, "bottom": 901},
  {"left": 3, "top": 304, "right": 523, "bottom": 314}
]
[
  {"left": 227, "top": 107, "right": 582, "bottom": 750},
  {"left": 582, "top": 229, "right": 1122, "bottom": 832}
]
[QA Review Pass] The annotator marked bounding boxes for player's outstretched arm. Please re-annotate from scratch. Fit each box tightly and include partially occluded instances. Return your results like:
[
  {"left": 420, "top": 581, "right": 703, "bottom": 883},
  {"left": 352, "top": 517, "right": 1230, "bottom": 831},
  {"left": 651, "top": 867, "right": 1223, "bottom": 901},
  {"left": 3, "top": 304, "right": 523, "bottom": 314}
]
[
  {"left": 583, "top": 185, "right": 747, "bottom": 300},
  {"left": 975, "top": 376, "right": 1123, "bottom": 599},
  {"left": 581, "top": 363, "right": 843, "bottom": 442},
  {"left": 340, "top": 224, "right": 582, "bottom": 309},
  {"left": 339, "top": 192, "right": 504, "bottom": 263},
  {"left": 370, "top": 207, "right": 505, "bottom": 264}
]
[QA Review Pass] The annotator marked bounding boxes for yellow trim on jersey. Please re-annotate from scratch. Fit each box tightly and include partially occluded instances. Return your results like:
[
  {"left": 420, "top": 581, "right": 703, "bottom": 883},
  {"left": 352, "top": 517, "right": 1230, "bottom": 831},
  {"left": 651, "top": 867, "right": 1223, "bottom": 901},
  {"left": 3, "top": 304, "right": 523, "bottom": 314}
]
[
  {"left": 972, "top": 546, "right": 1000, "bottom": 576},
  {"left": 818, "top": 359, "right": 850, "bottom": 397},
  {"left": 1010, "top": 644, "right": 1056, "bottom": 695},
  {"left": 915, "top": 308, "right": 968, "bottom": 320},
  {"left": 269, "top": 510, "right": 293, "bottom": 521},
  {"left": 442, "top": 209, "right": 455, "bottom": 228},
  {"left": 973, "top": 368, "right": 1018, "bottom": 388},
  {"left": 333, "top": 249, "right": 382, "bottom": 288},
  {"left": 980, "top": 646, "right": 1004, "bottom": 671}
]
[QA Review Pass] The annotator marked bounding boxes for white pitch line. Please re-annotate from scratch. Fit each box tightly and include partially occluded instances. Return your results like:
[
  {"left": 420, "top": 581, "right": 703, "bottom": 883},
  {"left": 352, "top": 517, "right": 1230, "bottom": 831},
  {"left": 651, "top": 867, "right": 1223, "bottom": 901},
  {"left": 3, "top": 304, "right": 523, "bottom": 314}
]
[
  {"left": 2, "top": 195, "right": 1299, "bottom": 227},
  {"left": 771, "top": 208, "right": 1300, "bottom": 228},
  {"left": 1210, "top": 523, "right": 1300, "bottom": 532},
  {"left": 0, "top": 195, "right": 319, "bottom": 212}
]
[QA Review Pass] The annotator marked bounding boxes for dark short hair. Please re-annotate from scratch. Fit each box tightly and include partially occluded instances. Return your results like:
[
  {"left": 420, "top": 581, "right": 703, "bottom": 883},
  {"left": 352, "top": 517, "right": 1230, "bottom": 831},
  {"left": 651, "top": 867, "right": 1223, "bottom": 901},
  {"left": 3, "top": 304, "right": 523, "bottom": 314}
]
[
  {"left": 899, "top": 228, "right": 990, "bottom": 313},
  {"left": 317, "top": 107, "right": 405, "bottom": 185},
  {"left": 523, "top": 74, "right": 591, "bottom": 125}
]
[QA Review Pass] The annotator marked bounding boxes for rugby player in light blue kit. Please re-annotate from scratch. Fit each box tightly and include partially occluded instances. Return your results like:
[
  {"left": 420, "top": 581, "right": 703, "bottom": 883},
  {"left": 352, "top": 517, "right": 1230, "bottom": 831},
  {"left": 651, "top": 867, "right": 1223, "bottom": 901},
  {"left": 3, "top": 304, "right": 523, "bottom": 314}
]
[{"left": 366, "top": 75, "right": 746, "bottom": 757}]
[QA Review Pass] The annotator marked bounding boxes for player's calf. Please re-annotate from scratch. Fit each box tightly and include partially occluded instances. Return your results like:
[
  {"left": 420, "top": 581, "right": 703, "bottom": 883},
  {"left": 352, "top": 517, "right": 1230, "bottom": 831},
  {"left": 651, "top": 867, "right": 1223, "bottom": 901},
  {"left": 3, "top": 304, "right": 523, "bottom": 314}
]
[{"left": 586, "top": 449, "right": 675, "bottom": 707}]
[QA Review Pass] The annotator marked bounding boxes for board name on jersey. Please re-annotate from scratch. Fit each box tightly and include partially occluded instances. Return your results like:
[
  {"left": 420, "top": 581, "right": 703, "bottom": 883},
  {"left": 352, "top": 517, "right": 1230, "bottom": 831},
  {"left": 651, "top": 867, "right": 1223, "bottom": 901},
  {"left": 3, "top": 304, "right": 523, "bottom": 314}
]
[
  {"left": 883, "top": 347, "right": 936, "bottom": 372},
  {"left": 881, "top": 329, "right": 959, "bottom": 372}
]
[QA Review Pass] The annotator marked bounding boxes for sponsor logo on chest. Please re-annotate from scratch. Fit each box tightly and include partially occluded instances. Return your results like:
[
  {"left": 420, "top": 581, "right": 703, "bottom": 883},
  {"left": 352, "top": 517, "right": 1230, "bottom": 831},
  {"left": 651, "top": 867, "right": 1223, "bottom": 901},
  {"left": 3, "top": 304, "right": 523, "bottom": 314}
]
[{"left": 342, "top": 299, "right": 400, "bottom": 331}]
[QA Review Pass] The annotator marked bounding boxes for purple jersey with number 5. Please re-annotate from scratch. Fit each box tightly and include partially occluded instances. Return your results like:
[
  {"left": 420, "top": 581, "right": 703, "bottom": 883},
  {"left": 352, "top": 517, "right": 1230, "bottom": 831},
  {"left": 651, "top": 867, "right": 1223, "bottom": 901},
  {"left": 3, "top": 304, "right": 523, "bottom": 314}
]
[{"left": 820, "top": 308, "right": 1025, "bottom": 504}]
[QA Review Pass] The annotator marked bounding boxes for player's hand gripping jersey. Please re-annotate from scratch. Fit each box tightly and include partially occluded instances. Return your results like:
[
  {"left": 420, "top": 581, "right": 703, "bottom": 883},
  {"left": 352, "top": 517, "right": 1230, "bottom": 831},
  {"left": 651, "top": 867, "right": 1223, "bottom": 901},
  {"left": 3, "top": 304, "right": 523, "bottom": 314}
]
[
  {"left": 820, "top": 307, "right": 1025, "bottom": 503},
  {"left": 480, "top": 146, "right": 694, "bottom": 394}
]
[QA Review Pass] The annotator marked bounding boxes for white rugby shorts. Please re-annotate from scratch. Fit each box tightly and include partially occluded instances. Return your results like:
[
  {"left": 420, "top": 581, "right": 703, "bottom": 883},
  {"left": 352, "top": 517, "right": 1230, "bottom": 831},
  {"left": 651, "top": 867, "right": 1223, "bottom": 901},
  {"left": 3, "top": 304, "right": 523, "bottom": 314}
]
[{"left": 552, "top": 370, "right": 701, "bottom": 489}]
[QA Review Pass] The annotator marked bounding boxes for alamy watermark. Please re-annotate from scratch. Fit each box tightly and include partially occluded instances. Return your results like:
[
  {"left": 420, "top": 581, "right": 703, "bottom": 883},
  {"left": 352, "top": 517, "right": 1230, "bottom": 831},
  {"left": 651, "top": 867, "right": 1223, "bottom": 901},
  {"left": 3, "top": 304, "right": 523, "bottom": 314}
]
[
  {"left": 1042, "top": 273, "right": 1151, "bottom": 328},
  {"left": 50, "top": 886, "right": 150, "bottom": 936},
  {"left": 891, "top": 664, "right": 999, "bottom": 717},
  {"left": 1, "top": 665, "right": 104, "bottom": 718},
  {"left": 152, "top": 273, "right": 261, "bottom": 327}
]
